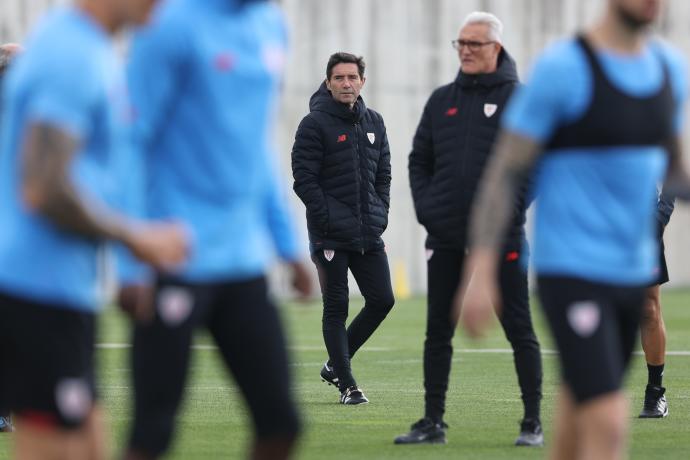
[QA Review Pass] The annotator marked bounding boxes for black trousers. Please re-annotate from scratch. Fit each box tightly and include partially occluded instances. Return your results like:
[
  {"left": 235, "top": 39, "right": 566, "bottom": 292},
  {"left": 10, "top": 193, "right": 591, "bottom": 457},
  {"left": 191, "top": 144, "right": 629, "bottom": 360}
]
[
  {"left": 128, "top": 276, "right": 300, "bottom": 457},
  {"left": 424, "top": 248, "right": 543, "bottom": 422},
  {"left": 312, "top": 248, "right": 395, "bottom": 390}
]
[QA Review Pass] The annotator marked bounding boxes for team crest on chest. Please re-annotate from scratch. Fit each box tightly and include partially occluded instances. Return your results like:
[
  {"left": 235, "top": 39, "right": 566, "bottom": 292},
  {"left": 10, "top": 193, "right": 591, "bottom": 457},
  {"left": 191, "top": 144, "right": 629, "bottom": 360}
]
[
  {"left": 484, "top": 103, "right": 498, "bottom": 118},
  {"left": 367, "top": 132, "right": 375, "bottom": 144},
  {"left": 323, "top": 249, "right": 335, "bottom": 261}
]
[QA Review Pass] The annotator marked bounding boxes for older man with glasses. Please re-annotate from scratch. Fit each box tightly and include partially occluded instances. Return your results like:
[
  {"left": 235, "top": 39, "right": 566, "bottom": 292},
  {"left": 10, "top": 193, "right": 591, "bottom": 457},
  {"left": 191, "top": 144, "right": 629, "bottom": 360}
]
[{"left": 394, "top": 11, "right": 543, "bottom": 446}]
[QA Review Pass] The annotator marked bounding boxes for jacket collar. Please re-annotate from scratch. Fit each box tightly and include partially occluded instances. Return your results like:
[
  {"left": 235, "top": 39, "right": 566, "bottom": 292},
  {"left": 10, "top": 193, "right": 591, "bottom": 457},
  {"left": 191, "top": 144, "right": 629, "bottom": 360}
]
[
  {"left": 308, "top": 81, "right": 366, "bottom": 122},
  {"left": 455, "top": 47, "right": 519, "bottom": 89}
]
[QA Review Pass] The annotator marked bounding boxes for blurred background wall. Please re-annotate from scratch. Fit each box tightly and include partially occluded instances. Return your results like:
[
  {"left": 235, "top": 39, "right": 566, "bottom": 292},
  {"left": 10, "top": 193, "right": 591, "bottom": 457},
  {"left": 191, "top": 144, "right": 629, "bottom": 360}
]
[{"left": 2, "top": 0, "right": 690, "bottom": 296}]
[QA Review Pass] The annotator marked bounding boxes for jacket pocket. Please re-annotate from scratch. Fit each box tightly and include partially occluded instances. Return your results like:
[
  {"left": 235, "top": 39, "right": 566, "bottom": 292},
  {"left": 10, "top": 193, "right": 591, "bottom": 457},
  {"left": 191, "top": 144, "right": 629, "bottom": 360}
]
[
  {"left": 325, "top": 194, "right": 359, "bottom": 239},
  {"left": 415, "top": 187, "right": 435, "bottom": 227},
  {"left": 306, "top": 206, "right": 329, "bottom": 236}
]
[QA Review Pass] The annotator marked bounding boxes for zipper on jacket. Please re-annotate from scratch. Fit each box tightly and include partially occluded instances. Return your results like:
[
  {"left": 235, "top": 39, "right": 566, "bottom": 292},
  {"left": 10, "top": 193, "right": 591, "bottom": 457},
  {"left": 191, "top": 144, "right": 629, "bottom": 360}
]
[
  {"left": 353, "top": 121, "right": 365, "bottom": 254},
  {"left": 460, "top": 87, "right": 478, "bottom": 178}
]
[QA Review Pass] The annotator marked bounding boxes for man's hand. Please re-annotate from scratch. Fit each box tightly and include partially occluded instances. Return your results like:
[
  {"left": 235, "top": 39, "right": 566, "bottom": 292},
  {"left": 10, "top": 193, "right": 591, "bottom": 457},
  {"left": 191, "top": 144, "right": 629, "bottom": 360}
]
[
  {"left": 289, "top": 260, "right": 313, "bottom": 301},
  {"left": 118, "top": 283, "right": 155, "bottom": 323},
  {"left": 452, "top": 249, "right": 500, "bottom": 338},
  {"left": 125, "top": 222, "right": 189, "bottom": 271}
]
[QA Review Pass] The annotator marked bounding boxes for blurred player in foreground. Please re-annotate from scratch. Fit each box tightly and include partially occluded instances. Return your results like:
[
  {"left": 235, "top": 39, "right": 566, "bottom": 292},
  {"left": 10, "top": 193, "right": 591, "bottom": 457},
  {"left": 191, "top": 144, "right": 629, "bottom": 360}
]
[
  {"left": 457, "top": 0, "right": 688, "bottom": 458},
  {"left": 120, "top": 0, "right": 312, "bottom": 459},
  {"left": 0, "top": 0, "right": 187, "bottom": 458}
]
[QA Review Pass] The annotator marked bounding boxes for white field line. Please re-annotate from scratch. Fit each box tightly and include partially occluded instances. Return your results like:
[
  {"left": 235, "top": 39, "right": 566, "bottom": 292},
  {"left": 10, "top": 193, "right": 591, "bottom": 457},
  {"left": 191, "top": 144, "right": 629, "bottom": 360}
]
[{"left": 95, "top": 343, "right": 690, "bottom": 356}]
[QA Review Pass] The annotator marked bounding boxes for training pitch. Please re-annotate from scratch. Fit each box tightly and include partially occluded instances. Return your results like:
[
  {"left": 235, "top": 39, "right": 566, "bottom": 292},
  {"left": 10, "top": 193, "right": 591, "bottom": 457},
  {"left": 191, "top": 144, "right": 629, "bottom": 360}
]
[{"left": 1, "top": 290, "right": 689, "bottom": 459}]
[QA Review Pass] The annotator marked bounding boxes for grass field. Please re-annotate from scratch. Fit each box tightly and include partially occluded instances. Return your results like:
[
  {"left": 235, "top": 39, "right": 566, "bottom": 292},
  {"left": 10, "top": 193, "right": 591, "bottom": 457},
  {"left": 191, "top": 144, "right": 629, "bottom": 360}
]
[{"left": 1, "top": 289, "right": 690, "bottom": 459}]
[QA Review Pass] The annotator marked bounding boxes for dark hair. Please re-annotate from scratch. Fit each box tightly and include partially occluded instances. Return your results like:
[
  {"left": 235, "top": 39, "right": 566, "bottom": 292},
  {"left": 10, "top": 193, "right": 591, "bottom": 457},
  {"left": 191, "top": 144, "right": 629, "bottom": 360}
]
[{"left": 326, "top": 52, "right": 365, "bottom": 80}]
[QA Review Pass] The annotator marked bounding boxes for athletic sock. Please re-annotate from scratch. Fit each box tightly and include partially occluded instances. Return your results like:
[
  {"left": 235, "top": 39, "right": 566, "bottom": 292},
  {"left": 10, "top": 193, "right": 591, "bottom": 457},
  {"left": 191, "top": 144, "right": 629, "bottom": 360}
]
[{"left": 647, "top": 363, "right": 664, "bottom": 387}]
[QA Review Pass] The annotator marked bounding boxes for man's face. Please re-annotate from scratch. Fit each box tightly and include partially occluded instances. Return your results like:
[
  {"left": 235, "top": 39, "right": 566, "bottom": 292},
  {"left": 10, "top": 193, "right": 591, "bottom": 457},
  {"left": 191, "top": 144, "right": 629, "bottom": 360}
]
[
  {"left": 326, "top": 63, "right": 365, "bottom": 107},
  {"left": 457, "top": 23, "right": 501, "bottom": 75},
  {"left": 112, "top": 0, "right": 158, "bottom": 26},
  {"left": 612, "top": 0, "right": 663, "bottom": 29}
]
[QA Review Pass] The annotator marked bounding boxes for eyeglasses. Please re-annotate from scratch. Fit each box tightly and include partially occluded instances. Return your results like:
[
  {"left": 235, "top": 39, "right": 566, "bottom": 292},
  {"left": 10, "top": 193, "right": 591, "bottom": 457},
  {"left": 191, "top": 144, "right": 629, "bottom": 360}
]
[{"left": 451, "top": 39, "right": 496, "bottom": 52}]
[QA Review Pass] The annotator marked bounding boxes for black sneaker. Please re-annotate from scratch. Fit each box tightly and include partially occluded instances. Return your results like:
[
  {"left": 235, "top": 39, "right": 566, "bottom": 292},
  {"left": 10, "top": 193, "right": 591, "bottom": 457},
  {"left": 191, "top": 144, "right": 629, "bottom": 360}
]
[
  {"left": 320, "top": 362, "right": 339, "bottom": 389},
  {"left": 0, "top": 415, "right": 13, "bottom": 433},
  {"left": 394, "top": 418, "right": 448, "bottom": 444},
  {"left": 340, "top": 386, "right": 369, "bottom": 405},
  {"left": 639, "top": 384, "right": 669, "bottom": 418},
  {"left": 515, "top": 418, "right": 544, "bottom": 447}
]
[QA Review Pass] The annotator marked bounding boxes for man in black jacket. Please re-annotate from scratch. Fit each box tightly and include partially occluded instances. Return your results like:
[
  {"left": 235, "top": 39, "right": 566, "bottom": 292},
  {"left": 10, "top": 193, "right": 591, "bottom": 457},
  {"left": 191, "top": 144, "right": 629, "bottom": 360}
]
[
  {"left": 292, "top": 52, "right": 394, "bottom": 405},
  {"left": 395, "top": 12, "right": 543, "bottom": 446}
]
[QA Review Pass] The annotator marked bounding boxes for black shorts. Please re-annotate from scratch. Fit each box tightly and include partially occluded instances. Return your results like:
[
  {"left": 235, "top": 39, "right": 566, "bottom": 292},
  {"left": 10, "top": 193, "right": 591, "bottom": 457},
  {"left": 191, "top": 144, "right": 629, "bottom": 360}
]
[
  {"left": 537, "top": 276, "right": 645, "bottom": 403},
  {"left": 0, "top": 290, "right": 96, "bottom": 429},
  {"left": 652, "top": 238, "right": 669, "bottom": 286}
]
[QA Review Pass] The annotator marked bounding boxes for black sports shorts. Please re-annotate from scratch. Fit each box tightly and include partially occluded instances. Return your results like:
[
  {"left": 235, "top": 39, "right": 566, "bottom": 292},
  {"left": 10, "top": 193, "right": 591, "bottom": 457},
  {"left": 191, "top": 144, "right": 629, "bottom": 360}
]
[
  {"left": 537, "top": 276, "right": 645, "bottom": 403},
  {"left": 0, "top": 290, "right": 96, "bottom": 429},
  {"left": 652, "top": 238, "right": 669, "bottom": 286}
]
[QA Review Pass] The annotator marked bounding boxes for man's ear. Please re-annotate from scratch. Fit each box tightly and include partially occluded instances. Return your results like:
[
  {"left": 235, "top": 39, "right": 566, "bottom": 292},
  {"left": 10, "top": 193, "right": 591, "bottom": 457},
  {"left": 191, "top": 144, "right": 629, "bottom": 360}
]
[
  {"left": 360, "top": 76, "right": 366, "bottom": 87},
  {"left": 325, "top": 78, "right": 331, "bottom": 91}
]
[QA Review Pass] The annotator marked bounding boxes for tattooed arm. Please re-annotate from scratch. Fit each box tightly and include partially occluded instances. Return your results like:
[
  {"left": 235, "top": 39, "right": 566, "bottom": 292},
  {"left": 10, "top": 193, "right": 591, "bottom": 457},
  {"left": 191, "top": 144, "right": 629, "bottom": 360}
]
[
  {"left": 21, "top": 122, "right": 133, "bottom": 242},
  {"left": 469, "top": 131, "right": 541, "bottom": 251},
  {"left": 21, "top": 122, "right": 188, "bottom": 269},
  {"left": 452, "top": 131, "right": 542, "bottom": 337}
]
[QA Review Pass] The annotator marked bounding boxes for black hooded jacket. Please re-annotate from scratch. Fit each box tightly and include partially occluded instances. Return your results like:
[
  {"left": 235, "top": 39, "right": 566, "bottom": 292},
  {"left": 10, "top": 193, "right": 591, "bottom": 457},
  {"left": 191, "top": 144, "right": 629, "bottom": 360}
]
[
  {"left": 292, "top": 82, "right": 391, "bottom": 252},
  {"left": 409, "top": 49, "right": 527, "bottom": 250}
]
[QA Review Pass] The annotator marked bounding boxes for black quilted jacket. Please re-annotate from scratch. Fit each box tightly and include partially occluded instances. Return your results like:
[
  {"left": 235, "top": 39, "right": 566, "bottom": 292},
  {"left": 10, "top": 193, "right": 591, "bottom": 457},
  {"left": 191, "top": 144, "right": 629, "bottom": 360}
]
[
  {"left": 409, "top": 49, "right": 528, "bottom": 250},
  {"left": 292, "top": 82, "right": 391, "bottom": 252}
]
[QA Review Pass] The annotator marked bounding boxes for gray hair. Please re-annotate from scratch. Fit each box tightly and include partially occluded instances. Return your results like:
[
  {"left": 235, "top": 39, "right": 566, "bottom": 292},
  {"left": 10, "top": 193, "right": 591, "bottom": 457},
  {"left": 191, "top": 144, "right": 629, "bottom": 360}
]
[{"left": 460, "top": 11, "right": 503, "bottom": 43}]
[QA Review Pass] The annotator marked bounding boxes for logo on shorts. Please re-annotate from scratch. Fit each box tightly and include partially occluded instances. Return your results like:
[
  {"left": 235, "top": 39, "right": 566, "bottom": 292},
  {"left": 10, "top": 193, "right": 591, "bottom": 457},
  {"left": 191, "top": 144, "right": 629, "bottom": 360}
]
[
  {"left": 367, "top": 132, "right": 375, "bottom": 144},
  {"left": 567, "top": 301, "right": 601, "bottom": 338},
  {"left": 55, "top": 378, "right": 92, "bottom": 423},
  {"left": 484, "top": 103, "right": 498, "bottom": 118},
  {"left": 323, "top": 249, "right": 335, "bottom": 261},
  {"left": 425, "top": 249, "right": 434, "bottom": 261},
  {"left": 158, "top": 287, "right": 194, "bottom": 327},
  {"left": 337, "top": 134, "right": 347, "bottom": 143}
]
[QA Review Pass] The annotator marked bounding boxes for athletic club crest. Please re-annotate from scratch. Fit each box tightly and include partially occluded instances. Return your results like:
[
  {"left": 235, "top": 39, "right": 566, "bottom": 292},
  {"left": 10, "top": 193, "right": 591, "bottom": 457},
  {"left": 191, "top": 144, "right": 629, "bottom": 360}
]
[
  {"left": 324, "top": 249, "right": 335, "bottom": 261},
  {"left": 567, "top": 301, "right": 600, "bottom": 337},
  {"left": 367, "top": 132, "right": 375, "bottom": 144},
  {"left": 158, "top": 287, "right": 194, "bottom": 326},
  {"left": 56, "top": 378, "right": 91, "bottom": 422},
  {"left": 484, "top": 103, "right": 498, "bottom": 118}
]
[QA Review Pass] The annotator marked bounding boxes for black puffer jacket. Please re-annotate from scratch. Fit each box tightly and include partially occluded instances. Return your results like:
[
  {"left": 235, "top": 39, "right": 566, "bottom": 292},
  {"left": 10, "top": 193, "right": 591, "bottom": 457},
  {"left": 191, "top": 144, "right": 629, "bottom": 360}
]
[
  {"left": 292, "top": 82, "right": 391, "bottom": 252},
  {"left": 409, "top": 49, "right": 527, "bottom": 250}
]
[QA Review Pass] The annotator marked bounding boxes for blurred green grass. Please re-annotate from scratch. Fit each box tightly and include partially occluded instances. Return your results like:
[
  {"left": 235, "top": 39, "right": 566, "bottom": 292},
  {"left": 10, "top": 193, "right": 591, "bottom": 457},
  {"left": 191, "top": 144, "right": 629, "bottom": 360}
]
[{"left": 1, "top": 288, "right": 689, "bottom": 459}]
